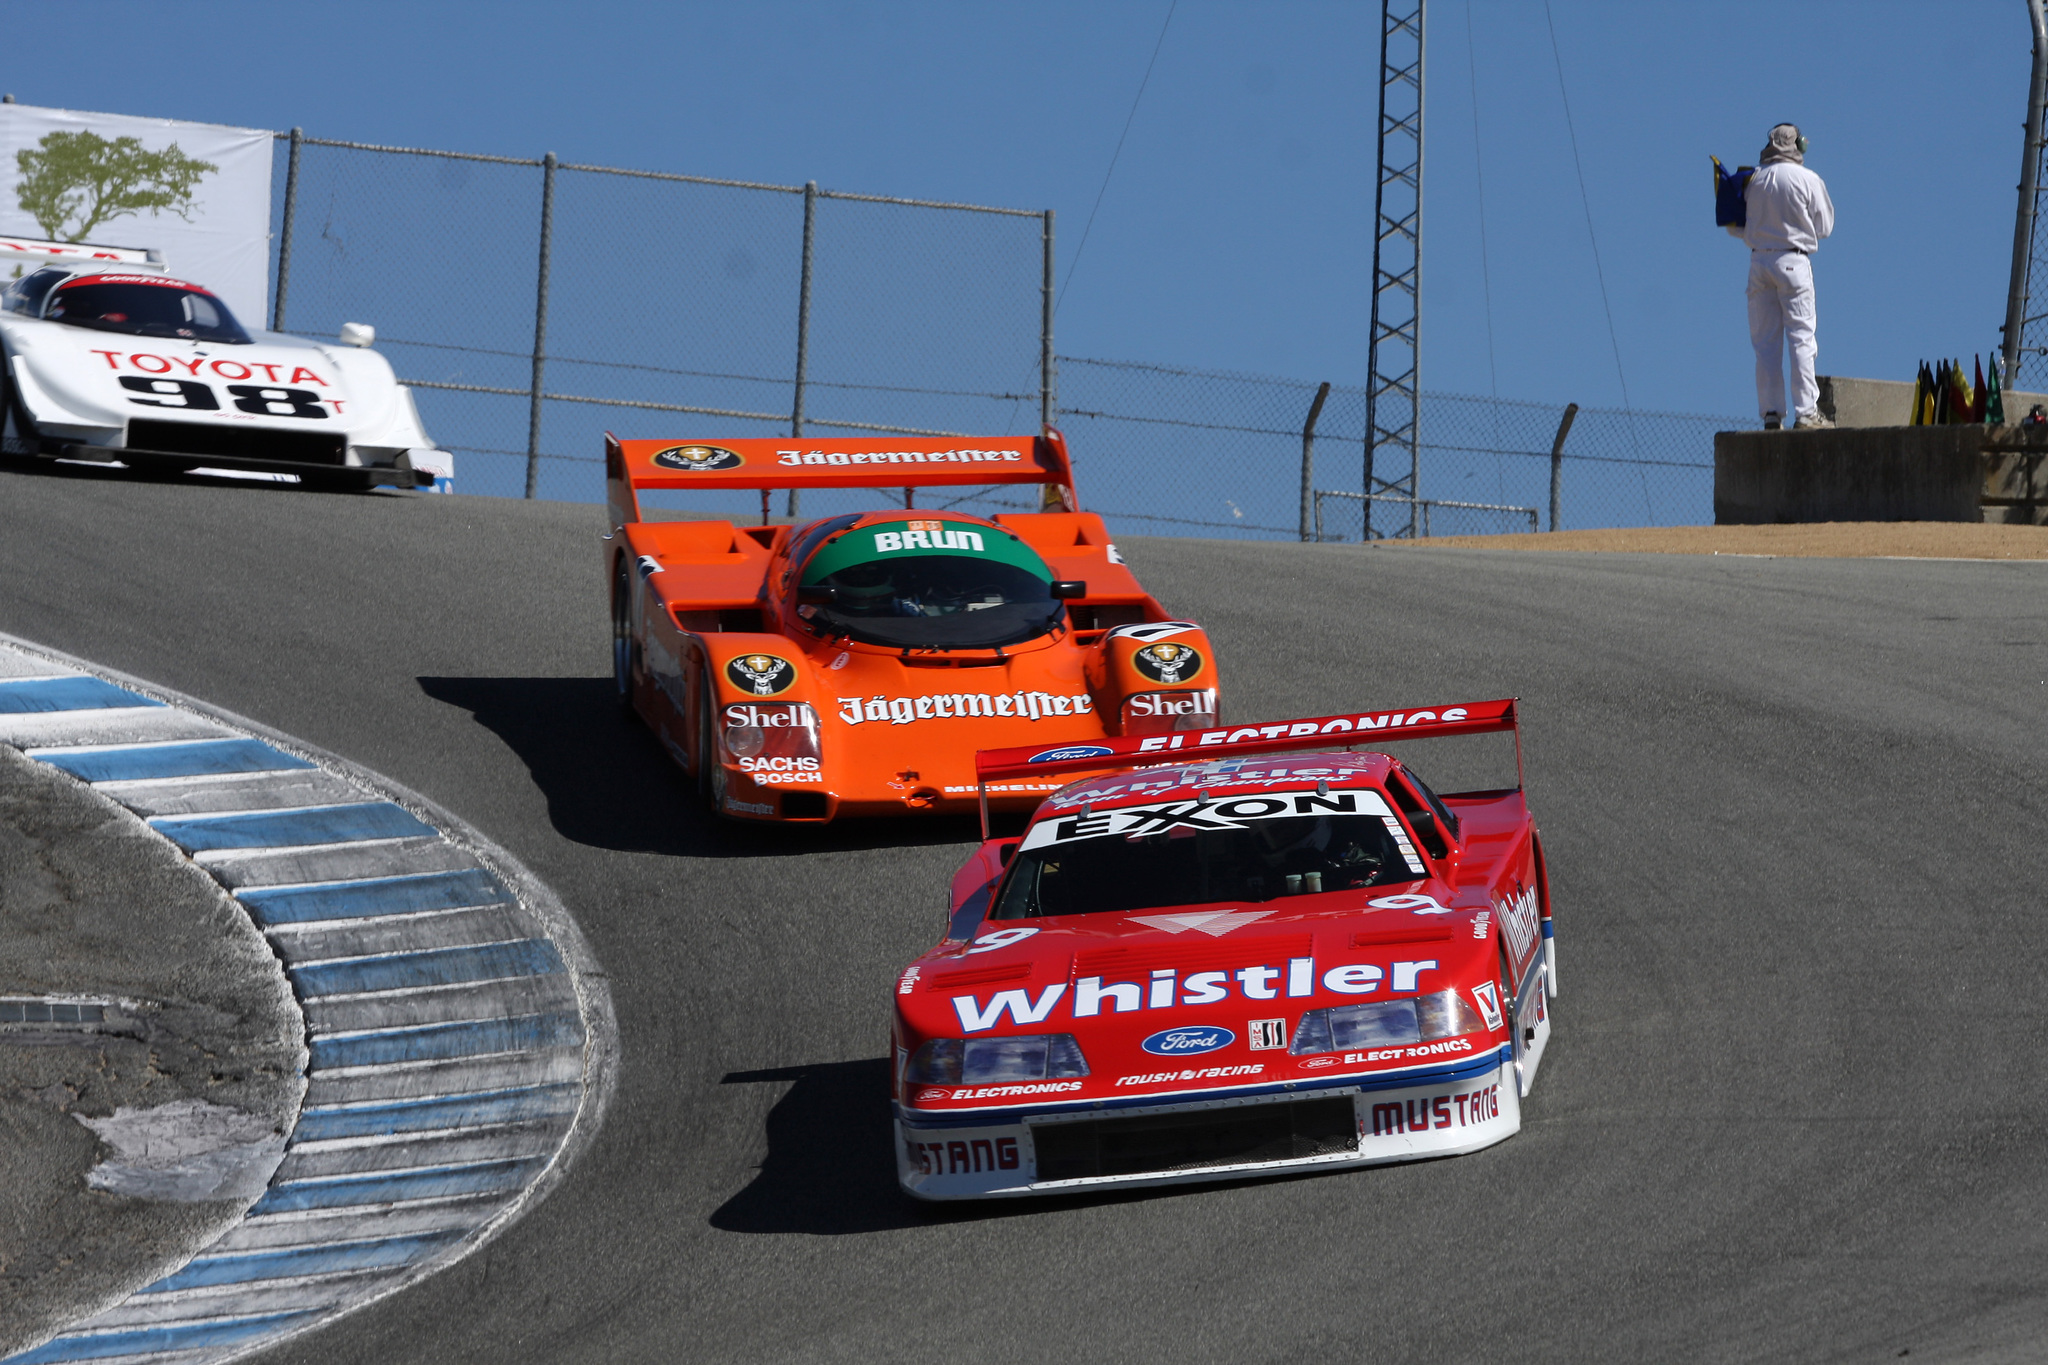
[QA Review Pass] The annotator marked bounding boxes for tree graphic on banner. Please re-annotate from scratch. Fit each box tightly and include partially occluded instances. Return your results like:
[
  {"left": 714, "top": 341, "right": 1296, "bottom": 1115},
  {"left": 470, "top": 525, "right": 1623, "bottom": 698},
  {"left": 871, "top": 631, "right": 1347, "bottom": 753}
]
[{"left": 14, "top": 131, "right": 216, "bottom": 242}]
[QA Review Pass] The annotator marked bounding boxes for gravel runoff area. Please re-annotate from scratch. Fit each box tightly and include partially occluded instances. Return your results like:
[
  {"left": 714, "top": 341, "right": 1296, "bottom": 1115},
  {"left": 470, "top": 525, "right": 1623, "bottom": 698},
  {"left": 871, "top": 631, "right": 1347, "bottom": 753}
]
[
  {"left": 0, "top": 743, "right": 306, "bottom": 1357},
  {"left": 1374, "top": 521, "right": 2048, "bottom": 558}
]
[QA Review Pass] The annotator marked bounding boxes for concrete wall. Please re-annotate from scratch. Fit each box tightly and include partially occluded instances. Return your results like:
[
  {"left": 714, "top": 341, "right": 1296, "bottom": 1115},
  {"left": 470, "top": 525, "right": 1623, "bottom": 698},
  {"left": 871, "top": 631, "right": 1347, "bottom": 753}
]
[
  {"left": 1984, "top": 445, "right": 2048, "bottom": 523},
  {"left": 1715, "top": 422, "right": 2048, "bottom": 524},
  {"left": 1816, "top": 375, "right": 2048, "bottom": 427},
  {"left": 1715, "top": 427, "right": 1983, "bottom": 523}
]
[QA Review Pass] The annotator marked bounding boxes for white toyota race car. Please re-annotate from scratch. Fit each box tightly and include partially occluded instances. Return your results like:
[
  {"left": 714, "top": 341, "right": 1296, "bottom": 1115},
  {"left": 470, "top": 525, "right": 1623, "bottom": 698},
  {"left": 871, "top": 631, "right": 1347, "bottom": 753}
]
[{"left": 1, "top": 236, "right": 450, "bottom": 491}]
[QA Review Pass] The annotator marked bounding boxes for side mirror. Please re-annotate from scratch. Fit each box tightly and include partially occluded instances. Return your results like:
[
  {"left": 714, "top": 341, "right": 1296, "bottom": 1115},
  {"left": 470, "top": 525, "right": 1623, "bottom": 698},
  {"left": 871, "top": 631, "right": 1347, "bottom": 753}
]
[
  {"left": 1049, "top": 580, "right": 1087, "bottom": 600},
  {"left": 1406, "top": 807, "right": 1452, "bottom": 861},
  {"left": 796, "top": 584, "right": 837, "bottom": 605},
  {"left": 337, "top": 321, "right": 376, "bottom": 347}
]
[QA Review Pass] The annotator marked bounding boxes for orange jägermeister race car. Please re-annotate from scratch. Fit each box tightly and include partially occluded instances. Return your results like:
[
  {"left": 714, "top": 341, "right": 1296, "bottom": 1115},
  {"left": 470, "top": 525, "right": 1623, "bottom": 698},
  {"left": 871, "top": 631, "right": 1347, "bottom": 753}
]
[{"left": 603, "top": 429, "right": 1222, "bottom": 823}]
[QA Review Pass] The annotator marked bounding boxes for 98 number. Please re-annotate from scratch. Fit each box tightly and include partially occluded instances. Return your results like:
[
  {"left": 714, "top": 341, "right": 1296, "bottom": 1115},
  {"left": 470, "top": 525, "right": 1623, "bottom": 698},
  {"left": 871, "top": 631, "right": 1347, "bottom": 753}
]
[
  {"left": 119, "top": 377, "right": 329, "bottom": 420},
  {"left": 226, "top": 385, "right": 328, "bottom": 419}
]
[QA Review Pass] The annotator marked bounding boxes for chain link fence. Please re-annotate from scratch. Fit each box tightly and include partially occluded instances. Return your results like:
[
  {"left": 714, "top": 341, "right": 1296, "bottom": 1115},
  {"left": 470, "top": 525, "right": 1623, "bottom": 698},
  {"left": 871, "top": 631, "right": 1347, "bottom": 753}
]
[
  {"left": 1057, "top": 357, "right": 1737, "bottom": 539},
  {"left": 263, "top": 133, "right": 1738, "bottom": 536},
  {"left": 265, "top": 134, "right": 1050, "bottom": 516}
]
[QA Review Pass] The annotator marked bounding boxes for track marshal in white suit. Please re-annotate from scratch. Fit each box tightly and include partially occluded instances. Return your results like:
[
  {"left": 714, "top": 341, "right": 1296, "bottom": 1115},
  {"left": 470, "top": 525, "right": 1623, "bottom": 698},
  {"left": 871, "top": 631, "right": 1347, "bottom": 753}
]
[{"left": 1729, "top": 123, "right": 1835, "bottom": 430}]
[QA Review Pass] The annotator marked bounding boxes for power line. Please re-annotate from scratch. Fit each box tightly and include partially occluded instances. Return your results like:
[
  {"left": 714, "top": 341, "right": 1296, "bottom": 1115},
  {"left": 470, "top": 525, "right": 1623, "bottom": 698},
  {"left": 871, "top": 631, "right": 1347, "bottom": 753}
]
[
  {"left": 1055, "top": 0, "right": 1178, "bottom": 316},
  {"left": 1464, "top": 0, "right": 1506, "bottom": 504},
  {"left": 1464, "top": 0, "right": 1498, "bottom": 400},
  {"left": 1543, "top": 0, "right": 1654, "bottom": 520},
  {"left": 1542, "top": 1, "right": 1629, "bottom": 412}
]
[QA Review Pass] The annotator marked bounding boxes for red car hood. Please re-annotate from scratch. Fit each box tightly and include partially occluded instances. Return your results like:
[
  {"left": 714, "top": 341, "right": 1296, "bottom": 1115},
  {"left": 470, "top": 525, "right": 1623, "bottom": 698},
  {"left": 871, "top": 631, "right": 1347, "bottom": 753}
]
[{"left": 895, "top": 888, "right": 1507, "bottom": 1113}]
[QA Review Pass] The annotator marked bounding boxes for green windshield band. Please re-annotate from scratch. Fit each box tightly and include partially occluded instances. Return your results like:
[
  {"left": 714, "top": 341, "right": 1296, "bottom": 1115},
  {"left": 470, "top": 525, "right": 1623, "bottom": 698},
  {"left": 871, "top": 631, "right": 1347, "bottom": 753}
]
[{"left": 800, "top": 520, "right": 1052, "bottom": 584}]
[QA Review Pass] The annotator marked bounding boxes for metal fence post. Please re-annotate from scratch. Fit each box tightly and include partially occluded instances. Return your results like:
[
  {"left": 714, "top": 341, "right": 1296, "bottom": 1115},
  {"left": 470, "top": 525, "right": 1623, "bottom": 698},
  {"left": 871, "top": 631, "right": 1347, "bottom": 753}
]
[
  {"left": 2004, "top": 0, "right": 2048, "bottom": 386},
  {"left": 525, "top": 152, "right": 556, "bottom": 500},
  {"left": 789, "top": 180, "right": 817, "bottom": 519},
  {"left": 1547, "top": 402, "right": 1578, "bottom": 532},
  {"left": 1300, "top": 381, "right": 1331, "bottom": 540},
  {"left": 1041, "top": 209, "right": 1056, "bottom": 430},
  {"left": 271, "top": 127, "right": 302, "bottom": 332}
]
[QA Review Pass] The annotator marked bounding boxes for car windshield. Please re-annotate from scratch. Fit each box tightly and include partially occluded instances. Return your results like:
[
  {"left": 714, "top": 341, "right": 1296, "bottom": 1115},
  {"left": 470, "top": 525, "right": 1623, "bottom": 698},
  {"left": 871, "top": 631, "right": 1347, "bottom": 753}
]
[
  {"left": 44, "top": 276, "right": 251, "bottom": 344},
  {"left": 990, "top": 813, "right": 1419, "bottom": 919},
  {"left": 798, "top": 518, "right": 1062, "bottom": 650}
]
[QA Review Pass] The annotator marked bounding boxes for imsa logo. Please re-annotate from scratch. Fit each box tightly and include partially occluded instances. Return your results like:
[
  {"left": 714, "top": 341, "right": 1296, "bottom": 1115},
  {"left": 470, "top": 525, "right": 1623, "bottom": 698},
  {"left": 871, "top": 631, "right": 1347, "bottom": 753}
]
[
  {"left": 652, "top": 444, "right": 744, "bottom": 472},
  {"left": 726, "top": 653, "right": 797, "bottom": 696},
  {"left": 1132, "top": 641, "right": 1202, "bottom": 684}
]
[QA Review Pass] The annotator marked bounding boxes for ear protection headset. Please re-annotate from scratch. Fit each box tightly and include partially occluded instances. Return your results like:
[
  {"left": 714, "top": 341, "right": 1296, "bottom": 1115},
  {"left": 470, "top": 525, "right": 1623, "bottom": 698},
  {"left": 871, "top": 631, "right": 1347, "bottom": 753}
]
[{"left": 1772, "top": 123, "right": 1808, "bottom": 154}]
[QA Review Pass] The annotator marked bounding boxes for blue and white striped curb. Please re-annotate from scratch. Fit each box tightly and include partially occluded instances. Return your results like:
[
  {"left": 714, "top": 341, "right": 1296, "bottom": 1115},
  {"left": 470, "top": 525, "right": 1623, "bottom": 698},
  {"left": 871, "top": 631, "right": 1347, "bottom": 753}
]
[{"left": 0, "top": 635, "right": 617, "bottom": 1365}]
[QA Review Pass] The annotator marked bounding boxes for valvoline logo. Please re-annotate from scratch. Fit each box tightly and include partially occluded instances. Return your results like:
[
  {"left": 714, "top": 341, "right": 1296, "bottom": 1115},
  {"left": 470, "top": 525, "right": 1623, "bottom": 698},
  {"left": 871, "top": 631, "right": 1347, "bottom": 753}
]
[
  {"left": 1029, "top": 744, "right": 1114, "bottom": 764},
  {"left": 1141, "top": 1026, "right": 1235, "bottom": 1056}
]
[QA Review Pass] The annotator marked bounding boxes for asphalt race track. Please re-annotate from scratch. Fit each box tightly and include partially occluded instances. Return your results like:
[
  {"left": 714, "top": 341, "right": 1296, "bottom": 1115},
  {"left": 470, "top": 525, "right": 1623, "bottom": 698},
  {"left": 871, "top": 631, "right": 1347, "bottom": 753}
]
[{"left": 4, "top": 463, "right": 2047, "bottom": 1363}]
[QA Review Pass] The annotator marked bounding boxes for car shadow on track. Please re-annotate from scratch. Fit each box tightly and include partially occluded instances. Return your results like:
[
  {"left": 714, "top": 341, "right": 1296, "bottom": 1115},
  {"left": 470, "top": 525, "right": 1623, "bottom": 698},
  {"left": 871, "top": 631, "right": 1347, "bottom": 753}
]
[
  {"left": 418, "top": 676, "right": 1005, "bottom": 859},
  {"left": 711, "top": 1059, "right": 927, "bottom": 1234},
  {"left": 0, "top": 454, "right": 392, "bottom": 495},
  {"left": 712, "top": 1059, "right": 1244, "bottom": 1235}
]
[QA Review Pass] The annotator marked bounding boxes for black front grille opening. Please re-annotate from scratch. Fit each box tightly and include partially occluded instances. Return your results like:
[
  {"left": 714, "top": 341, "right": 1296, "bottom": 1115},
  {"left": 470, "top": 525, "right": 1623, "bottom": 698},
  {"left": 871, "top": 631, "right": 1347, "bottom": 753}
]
[
  {"left": 128, "top": 419, "right": 347, "bottom": 466},
  {"left": 1033, "top": 1096, "right": 1356, "bottom": 1182},
  {"left": 779, "top": 791, "right": 829, "bottom": 820}
]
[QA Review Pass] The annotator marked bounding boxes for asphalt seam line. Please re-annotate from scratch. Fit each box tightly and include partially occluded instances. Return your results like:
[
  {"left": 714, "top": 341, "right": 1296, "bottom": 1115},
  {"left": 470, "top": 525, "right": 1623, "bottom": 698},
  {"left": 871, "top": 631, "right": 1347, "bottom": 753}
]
[{"left": 0, "top": 631, "right": 618, "bottom": 1365}]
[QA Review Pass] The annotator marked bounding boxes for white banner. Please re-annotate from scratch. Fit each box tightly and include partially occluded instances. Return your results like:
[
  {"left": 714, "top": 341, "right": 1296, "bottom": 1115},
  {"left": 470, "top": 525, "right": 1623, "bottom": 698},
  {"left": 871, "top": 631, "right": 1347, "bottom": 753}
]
[{"left": 0, "top": 103, "right": 273, "bottom": 327}]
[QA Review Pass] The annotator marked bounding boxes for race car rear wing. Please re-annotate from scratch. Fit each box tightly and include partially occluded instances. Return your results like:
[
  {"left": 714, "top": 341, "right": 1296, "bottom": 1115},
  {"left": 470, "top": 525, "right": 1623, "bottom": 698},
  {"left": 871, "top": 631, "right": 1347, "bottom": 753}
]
[
  {"left": 972, "top": 698, "right": 1521, "bottom": 837},
  {"left": 1, "top": 235, "right": 161, "bottom": 266},
  {"left": 604, "top": 429, "right": 1077, "bottom": 530}
]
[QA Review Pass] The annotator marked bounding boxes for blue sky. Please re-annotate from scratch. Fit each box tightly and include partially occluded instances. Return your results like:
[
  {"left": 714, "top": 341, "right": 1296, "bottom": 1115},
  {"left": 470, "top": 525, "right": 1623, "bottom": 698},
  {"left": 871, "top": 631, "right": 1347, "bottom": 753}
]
[{"left": 0, "top": 0, "right": 2033, "bottom": 418}]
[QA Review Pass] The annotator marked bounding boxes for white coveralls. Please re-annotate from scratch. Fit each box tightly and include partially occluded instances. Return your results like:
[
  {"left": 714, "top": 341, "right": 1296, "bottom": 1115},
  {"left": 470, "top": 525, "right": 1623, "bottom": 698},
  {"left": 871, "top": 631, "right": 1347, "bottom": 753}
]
[{"left": 1727, "top": 160, "right": 1835, "bottom": 421}]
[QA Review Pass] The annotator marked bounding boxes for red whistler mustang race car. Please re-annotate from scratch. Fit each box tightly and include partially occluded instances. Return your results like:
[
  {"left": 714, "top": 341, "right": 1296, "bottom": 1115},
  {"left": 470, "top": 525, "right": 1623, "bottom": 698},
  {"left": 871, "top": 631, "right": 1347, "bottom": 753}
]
[
  {"left": 603, "top": 430, "right": 1221, "bottom": 822},
  {"left": 891, "top": 699, "right": 1556, "bottom": 1199}
]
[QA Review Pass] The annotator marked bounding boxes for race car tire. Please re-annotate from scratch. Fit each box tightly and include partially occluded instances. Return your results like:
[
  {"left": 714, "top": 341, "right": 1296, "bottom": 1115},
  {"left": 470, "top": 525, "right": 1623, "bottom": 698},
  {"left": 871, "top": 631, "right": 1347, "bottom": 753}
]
[
  {"left": 2, "top": 358, "right": 42, "bottom": 453},
  {"left": 610, "top": 556, "right": 634, "bottom": 711},
  {"left": 696, "top": 664, "right": 730, "bottom": 816}
]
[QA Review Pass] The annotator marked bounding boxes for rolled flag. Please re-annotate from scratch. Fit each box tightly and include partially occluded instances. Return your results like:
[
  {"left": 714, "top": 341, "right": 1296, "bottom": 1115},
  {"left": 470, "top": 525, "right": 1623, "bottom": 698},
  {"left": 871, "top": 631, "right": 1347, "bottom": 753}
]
[
  {"left": 1933, "top": 361, "right": 1950, "bottom": 424},
  {"left": 1973, "top": 355, "right": 1988, "bottom": 422},
  {"left": 1920, "top": 361, "right": 1937, "bottom": 424},
  {"left": 1713, "top": 157, "right": 1754, "bottom": 227},
  {"left": 1988, "top": 352, "right": 2006, "bottom": 424},
  {"left": 1952, "top": 359, "right": 1973, "bottom": 424},
  {"left": 1909, "top": 363, "right": 1926, "bottom": 426}
]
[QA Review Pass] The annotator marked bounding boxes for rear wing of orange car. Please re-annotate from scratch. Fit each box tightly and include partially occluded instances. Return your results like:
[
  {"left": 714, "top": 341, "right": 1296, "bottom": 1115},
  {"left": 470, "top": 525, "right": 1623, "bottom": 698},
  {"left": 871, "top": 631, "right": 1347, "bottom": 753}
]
[
  {"left": 972, "top": 698, "right": 1522, "bottom": 837},
  {"left": 604, "top": 430, "right": 1078, "bottom": 531}
]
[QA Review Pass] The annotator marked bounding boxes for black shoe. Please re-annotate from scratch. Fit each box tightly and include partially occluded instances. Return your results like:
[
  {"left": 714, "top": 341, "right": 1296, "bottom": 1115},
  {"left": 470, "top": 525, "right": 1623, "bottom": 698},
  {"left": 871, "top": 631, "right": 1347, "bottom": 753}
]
[{"left": 1762, "top": 412, "right": 1783, "bottom": 431}]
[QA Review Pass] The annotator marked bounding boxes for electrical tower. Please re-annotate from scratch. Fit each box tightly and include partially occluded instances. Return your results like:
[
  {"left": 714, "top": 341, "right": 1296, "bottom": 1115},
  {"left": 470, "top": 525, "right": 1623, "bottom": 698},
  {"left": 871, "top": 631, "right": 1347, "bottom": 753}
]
[
  {"left": 2003, "top": 0, "right": 2048, "bottom": 388},
  {"left": 1364, "top": 0, "right": 1424, "bottom": 539}
]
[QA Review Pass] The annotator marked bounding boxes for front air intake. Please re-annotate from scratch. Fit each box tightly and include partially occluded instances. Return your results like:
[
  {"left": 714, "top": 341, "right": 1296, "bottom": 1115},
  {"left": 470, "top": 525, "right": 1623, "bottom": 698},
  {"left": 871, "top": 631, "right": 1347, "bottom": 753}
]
[
  {"left": 127, "top": 420, "right": 348, "bottom": 466},
  {"left": 1031, "top": 1095, "right": 1356, "bottom": 1182},
  {"left": 778, "top": 792, "right": 828, "bottom": 820}
]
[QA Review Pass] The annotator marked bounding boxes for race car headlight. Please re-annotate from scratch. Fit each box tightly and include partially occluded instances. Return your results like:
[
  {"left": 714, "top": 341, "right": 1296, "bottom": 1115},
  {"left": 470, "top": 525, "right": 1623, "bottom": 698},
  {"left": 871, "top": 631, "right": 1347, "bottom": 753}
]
[
  {"left": 1289, "top": 990, "right": 1488, "bottom": 1056},
  {"left": 720, "top": 702, "right": 820, "bottom": 761},
  {"left": 1120, "top": 689, "right": 1218, "bottom": 736},
  {"left": 905, "top": 1034, "right": 1089, "bottom": 1085}
]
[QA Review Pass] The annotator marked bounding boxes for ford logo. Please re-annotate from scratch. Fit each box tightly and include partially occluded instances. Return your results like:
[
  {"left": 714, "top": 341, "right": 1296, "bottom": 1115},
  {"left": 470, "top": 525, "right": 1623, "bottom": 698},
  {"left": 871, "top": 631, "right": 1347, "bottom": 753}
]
[
  {"left": 1140, "top": 1026, "right": 1234, "bottom": 1056},
  {"left": 1028, "top": 744, "right": 1114, "bottom": 764}
]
